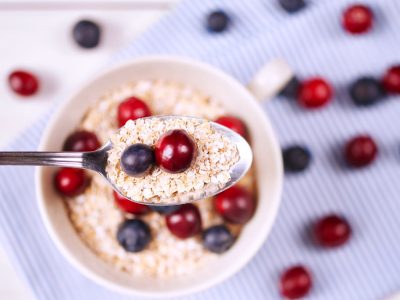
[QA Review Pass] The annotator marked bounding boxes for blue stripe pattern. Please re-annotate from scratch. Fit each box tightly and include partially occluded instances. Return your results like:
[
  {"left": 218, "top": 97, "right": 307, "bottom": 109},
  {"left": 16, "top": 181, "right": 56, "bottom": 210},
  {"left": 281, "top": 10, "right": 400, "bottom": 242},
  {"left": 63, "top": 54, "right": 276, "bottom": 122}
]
[{"left": 1, "top": 0, "right": 400, "bottom": 299}]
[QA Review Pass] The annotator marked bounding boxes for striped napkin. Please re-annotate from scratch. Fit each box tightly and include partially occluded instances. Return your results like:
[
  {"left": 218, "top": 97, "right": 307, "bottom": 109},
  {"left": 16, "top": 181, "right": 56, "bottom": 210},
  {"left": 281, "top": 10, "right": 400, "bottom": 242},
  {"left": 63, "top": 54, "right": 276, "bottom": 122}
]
[{"left": 1, "top": 0, "right": 400, "bottom": 299}]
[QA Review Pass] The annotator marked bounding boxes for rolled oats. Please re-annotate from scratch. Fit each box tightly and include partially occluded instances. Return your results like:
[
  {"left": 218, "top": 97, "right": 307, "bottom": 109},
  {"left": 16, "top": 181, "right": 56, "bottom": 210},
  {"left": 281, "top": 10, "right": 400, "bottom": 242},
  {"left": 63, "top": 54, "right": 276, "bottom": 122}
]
[{"left": 106, "top": 117, "right": 239, "bottom": 204}]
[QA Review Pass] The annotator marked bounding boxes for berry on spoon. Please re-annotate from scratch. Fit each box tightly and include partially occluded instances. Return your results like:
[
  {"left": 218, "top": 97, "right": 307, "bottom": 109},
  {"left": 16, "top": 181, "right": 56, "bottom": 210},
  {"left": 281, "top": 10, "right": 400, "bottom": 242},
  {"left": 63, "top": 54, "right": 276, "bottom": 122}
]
[
  {"left": 155, "top": 129, "right": 196, "bottom": 174},
  {"left": 120, "top": 144, "right": 155, "bottom": 177}
]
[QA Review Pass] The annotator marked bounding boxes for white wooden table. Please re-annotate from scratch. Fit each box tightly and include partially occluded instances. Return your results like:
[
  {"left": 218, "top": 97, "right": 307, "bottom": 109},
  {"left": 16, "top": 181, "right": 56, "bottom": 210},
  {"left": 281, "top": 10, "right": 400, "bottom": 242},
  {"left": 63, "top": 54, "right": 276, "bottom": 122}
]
[{"left": 0, "top": 1, "right": 175, "bottom": 298}]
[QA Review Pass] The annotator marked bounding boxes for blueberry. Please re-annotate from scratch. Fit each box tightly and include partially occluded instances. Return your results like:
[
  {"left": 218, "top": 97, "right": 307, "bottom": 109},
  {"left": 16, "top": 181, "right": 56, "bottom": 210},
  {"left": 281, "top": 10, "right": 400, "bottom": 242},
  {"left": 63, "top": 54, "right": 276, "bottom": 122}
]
[
  {"left": 202, "top": 225, "right": 234, "bottom": 254},
  {"left": 117, "top": 219, "right": 151, "bottom": 252},
  {"left": 206, "top": 10, "right": 230, "bottom": 33},
  {"left": 349, "top": 77, "right": 385, "bottom": 106},
  {"left": 283, "top": 145, "right": 311, "bottom": 173},
  {"left": 120, "top": 144, "right": 155, "bottom": 177},
  {"left": 72, "top": 20, "right": 101, "bottom": 49},
  {"left": 279, "top": 76, "right": 301, "bottom": 99},
  {"left": 150, "top": 205, "right": 180, "bottom": 215},
  {"left": 278, "top": 0, "right": 306, "bottom": 13}
]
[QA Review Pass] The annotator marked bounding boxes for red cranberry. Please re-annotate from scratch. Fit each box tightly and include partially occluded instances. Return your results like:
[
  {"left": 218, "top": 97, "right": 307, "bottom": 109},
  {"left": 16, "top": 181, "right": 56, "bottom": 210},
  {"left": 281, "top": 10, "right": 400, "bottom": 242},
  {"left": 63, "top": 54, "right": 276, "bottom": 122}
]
[
  {"left": 214, "top": 185, "right": 255, "bottom": 224},
  {"left": 345, "top": 135, "right": 377, "bottom": 167},
  {"left": 155, "top": 129, "right": 196, "bottom": 173},
  {"left": 297, "top": 78, "right": 333, "bottom": 109},
  {"left": 166, "top": 204, "right": 202, "bottom": 239},
  {"left": 8, "top": 70, "right": 39, "bottom": 97},
  {"left": 280, "top": 265, "right": 312, "bottom": 299},
  {"left": 215, "top": 115, "right": 247, "bottom": 137},
  {"left": 314, "top": 214, "right": 352, "bottom": 247},
  {"left": 117, "top": 96, "right": 151, "bottom": 127},
  {"left": 113, "top": 191, "right": 149, "bottom": 215},
  {"left": 382, "top": 65, "right": 400, "bottom": 94},
  {"left": 54, "top": 168, "right": 88, "bottom": 197},
  {"left": 63, "top": 130, "right": 101, "bottom": 152},
  {"left": 342, "top": 4, "right": 373, "bottom": 34}
]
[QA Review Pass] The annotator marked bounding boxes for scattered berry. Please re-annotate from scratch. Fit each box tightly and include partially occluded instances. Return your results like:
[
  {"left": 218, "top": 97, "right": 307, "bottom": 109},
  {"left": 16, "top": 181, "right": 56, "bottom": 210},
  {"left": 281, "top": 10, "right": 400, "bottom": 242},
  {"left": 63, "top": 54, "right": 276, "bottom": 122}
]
[
  {"left": 349, "top": 77, "right": 384, "bottom": 106},
  {"left": 63, "top": 130, "right": 100, "bottom": 152},
  {"left": 280, "top": 76, "right": 301, "bottom": 99},
  {"left": 166, "top": 204, "right": 202, "bottom": 239},
  {"left": 345, "top": 135, "right": 378, "bottom": 167},
  {"left": 155, "top": 129, "right": 196, "bottom": 173},
  {"left": 283, "top": 145, "right": 311, "bottom": 173},
  {"left": 150, "top": 205, "right": 180, "bottom": 215},
  {"left": 314, "top": 214, "right": 352, "bottom": 247},
  {"left": 120, "top": 144, "right": 155, "bottom": 177},
  {"left": 278, "top": 0, "right": 306, "bottom": 13},
  {"left": 382, "top": 65, "right": 400, "bottom": 94},
  {"left": 280, "top": 265, "right": 312, "bottom": 299},
  {"left": 54, "top": 168, "right": 88, "bottom": 197},
  {"left": 298, "top": 77, "right": 333, "bottom": 109},
  {"left": 215, "top": 185, "right": 255, "bottom": 224},
  {"left": 8, "top": 70, "right": 39, "bottom": 97},
  {"left": 72, "top": 20, "right": 101, "bottom": 49},
  {"left": 113, "top": 191, "right": 149, "bottom": 215},
  {"left": 342, "top": 4, "right": 373, "bottom": 34},
  {"left": 117, "top": 96, "right": 151, "bottom": 127},
  {"left": 215, "top": 115, "right": 247, "bottom": 137},
  {"left": 202, "top": 225, "right": 234, "bottom": 254},
  {"left": 117, "top": 219, "right": 151, "bottom": 253},
  {"left": 206, "top": 10, "right": 230, "bottom": 33}
]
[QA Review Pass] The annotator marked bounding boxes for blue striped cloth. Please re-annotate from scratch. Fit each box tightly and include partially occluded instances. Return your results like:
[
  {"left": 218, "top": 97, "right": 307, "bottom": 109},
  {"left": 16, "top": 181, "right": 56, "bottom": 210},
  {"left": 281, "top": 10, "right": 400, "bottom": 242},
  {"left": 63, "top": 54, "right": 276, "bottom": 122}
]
[{"left": 1, "top": 0, "right": 400, "bottom": 299}]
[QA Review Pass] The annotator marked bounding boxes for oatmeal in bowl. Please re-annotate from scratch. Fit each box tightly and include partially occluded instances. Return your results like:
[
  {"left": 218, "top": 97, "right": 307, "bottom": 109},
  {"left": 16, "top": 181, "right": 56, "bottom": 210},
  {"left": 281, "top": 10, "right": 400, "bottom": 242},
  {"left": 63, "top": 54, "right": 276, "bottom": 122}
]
[
  {"left": 36, "top": 56, "right": 283, "bottom": 298},
  {"left": 58, "top": 79, "right": 256, "bottom": 277}
]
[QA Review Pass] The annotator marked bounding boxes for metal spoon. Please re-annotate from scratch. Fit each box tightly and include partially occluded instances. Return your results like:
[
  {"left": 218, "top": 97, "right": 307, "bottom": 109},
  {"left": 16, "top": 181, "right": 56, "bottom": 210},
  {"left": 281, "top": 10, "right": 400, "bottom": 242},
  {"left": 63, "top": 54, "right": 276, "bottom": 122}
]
[{"left": 0, "top": 116, "right": 253, "bottom": 205}]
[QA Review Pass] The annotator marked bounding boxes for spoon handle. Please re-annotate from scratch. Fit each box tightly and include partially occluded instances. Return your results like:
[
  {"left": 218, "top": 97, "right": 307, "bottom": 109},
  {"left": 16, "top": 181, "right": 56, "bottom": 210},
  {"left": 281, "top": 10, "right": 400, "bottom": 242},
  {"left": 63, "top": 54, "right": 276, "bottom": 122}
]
[{"left": 0, "top": 151, "right": 85, "bottom": 168}]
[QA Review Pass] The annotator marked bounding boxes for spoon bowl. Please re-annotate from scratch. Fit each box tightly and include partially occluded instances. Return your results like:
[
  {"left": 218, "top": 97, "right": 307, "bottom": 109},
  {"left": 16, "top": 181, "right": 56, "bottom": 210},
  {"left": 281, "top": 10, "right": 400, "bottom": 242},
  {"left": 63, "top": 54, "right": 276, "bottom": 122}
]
[{"left": 107, "top": 115, "right": 253, "bottom": 205}]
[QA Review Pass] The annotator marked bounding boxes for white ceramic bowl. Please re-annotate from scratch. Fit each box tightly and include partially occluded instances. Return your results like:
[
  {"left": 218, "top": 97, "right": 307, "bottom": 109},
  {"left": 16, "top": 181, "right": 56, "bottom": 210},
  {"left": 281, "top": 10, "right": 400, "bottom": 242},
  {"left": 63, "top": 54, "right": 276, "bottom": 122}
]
[{"left": 35, "top": 56, "right": 284, "bottom": 298}]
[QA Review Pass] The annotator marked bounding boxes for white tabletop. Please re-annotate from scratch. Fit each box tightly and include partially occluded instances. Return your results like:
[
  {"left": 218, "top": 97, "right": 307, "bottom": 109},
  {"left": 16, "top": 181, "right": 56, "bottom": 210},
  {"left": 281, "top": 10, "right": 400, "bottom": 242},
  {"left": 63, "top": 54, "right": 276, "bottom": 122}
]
[{"left": 0, "top": 1, "right": 174, "bottom": 298}]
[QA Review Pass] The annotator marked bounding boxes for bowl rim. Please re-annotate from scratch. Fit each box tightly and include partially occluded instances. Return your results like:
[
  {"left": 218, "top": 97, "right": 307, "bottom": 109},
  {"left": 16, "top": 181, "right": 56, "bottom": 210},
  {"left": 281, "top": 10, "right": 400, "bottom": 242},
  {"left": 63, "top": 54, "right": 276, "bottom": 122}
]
[{"left": 35, "top": 55, "right": 283, "bottom": 298}]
